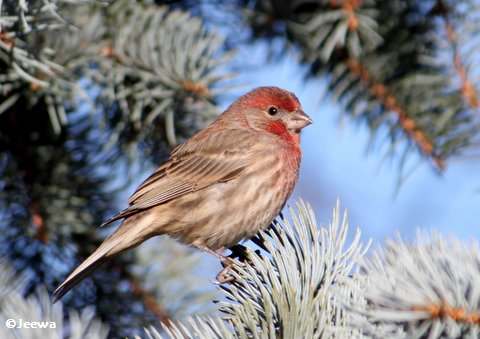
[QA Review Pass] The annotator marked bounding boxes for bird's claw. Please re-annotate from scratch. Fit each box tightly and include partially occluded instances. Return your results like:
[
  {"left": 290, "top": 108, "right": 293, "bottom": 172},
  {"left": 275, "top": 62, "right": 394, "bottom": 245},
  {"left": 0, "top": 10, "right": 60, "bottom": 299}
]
[
  {"left": 220, "top": 255, "right": 246, "bottom": 268},
  {"left": 220, "top": 256, "right": 236, "bottom": 266},
  {"left": 216, "top": 254, "right": 246, "bottom": 284},
  {"left": 216, "top": 266, "right": 235, "bottom": 284}
]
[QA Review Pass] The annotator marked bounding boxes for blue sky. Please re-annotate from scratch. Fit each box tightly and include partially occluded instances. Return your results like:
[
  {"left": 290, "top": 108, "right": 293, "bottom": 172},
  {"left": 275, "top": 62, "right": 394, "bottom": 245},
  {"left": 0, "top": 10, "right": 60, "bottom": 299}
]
[{"left": 223, "top": 45, "right": 480, "bottom": 245}]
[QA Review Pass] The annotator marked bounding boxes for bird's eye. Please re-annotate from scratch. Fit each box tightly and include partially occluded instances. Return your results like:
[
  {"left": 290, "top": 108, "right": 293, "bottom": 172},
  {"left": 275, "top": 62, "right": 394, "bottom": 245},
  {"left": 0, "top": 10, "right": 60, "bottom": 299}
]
[{"left": 268, "top": 106, "right": 278, "bottom": 115}]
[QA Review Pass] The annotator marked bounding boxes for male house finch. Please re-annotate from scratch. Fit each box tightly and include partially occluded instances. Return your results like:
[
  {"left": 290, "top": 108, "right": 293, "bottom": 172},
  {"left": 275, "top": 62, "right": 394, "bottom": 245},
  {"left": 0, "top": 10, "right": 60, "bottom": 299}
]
[{"left": 53, "top": 86, "right": 312, "bottom": 301}]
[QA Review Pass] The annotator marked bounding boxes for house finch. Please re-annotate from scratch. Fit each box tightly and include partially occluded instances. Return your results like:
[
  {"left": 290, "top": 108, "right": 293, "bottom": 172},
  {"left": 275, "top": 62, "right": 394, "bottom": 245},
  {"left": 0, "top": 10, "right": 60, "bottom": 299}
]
[{"left": 53, "top": 86, "right": 312, "bottom": 302}]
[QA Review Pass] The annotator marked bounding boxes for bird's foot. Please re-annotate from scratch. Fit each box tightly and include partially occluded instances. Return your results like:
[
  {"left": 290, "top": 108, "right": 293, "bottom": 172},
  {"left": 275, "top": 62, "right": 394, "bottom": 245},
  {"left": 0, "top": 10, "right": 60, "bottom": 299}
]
[
  {"left": 228, "top": 244, "right": 262, "bottom": 263},
  {"left": 216, "top": 253, "right": 247, "bottom": 283},
  {"left": 227, "top": 244, "right": 249, "bottom": 262},
  {"left": 192, "top": 243, "right": 243, "bottom": 283},
  {"left": 216, "top": 244, "right": 265, "bottom": 284},
  {"left": 216, "top": 265, "right": 235, "bottom": 284},
  {"left": 193, "top": 244, "right": 229, "bottom": 261}
]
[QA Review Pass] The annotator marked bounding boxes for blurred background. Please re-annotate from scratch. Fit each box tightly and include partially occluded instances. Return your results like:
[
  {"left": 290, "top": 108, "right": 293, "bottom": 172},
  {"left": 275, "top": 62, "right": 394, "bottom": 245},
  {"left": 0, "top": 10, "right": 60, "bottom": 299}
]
[{"left": 1, "top": 0, "right": 480, "bottom": 337}]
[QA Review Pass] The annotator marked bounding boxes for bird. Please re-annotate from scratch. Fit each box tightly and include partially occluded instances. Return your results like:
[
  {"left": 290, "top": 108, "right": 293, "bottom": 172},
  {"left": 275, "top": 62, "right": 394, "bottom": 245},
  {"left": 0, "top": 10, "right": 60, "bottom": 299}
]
[{"left": 52, "top": 86, "right": 312, "bottom": 302}]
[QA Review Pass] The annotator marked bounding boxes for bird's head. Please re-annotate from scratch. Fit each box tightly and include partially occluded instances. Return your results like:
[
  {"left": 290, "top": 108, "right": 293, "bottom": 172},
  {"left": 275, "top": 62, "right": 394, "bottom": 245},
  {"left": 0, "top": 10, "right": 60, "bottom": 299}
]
[{"left": 230, "top": 87, "right": 312, "bottom": 142}]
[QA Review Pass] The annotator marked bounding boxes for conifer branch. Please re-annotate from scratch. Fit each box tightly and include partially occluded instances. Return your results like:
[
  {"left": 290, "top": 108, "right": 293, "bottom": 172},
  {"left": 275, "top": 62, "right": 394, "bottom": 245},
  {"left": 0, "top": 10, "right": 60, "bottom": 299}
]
[
  {"left": 0, "top": 259, "right": 110, "bottom": 339},
  {"left": 330, "top": 0, "right": 363, "bottom": 31},
  {"left": 435, "top": 0, "right": 479, "bottom": 110},
  {"left": 412, "top": 304, "right": 480, "bottom": 325},
  {"left": 148, "top": 201, "right": 374, "bottom": 338},
  {"left": 345, "top": 57, "right": 445, "bottom": 170},
  {"left": 352, "top": 231, "right": 480, "bottom": 338}
]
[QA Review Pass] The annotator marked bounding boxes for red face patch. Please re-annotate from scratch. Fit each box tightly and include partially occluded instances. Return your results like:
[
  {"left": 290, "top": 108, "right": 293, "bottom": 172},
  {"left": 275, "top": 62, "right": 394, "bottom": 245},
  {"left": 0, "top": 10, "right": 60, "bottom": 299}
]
[
  {"left": 265, "top": 120, "right": 300, "bottom": 146},
  {"left": 239, "top": 87, "right": 300, "bottom": 112}
]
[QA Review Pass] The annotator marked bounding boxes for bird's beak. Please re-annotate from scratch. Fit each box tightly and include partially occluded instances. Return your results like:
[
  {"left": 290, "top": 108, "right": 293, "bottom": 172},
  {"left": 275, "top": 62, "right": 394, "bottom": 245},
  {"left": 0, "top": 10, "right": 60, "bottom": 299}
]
[{"left": 287, "top": 109, "right": 313, "bottom": 132}]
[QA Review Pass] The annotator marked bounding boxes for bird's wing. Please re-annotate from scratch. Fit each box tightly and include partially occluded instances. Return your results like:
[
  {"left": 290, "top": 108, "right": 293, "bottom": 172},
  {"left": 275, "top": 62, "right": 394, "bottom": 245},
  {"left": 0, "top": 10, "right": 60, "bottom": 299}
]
[{"left": 100, "top": 129, "right": 253, "bottom": 226}]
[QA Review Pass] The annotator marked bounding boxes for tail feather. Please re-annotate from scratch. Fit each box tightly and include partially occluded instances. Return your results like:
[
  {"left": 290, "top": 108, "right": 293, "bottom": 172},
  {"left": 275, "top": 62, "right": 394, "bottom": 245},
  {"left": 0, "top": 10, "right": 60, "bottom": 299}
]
[
  {"left": 52, "top": 236, "right": 121, "bottom": 303},
  {"left": 52, "top": 214, "right": 154, "bottom": 303},
  {"left": 52, "top": 254, "right": 106, "bottom": 303},
  {"left": 99, "top": 207, "right": 136, "bottom": 227}
]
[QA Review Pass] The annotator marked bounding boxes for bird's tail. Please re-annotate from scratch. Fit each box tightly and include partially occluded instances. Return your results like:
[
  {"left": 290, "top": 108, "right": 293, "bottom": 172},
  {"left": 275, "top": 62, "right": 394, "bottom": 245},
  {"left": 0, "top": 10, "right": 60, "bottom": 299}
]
[{"left": 52, "top": 214, "right": 153, "bottom": 302}]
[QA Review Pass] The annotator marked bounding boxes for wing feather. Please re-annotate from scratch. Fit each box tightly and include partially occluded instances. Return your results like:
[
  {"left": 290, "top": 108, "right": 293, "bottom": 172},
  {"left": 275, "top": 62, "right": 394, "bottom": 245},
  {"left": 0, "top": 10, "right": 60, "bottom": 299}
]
[{"left": 101, "top": 129, "right": 254, "bottom": 226}]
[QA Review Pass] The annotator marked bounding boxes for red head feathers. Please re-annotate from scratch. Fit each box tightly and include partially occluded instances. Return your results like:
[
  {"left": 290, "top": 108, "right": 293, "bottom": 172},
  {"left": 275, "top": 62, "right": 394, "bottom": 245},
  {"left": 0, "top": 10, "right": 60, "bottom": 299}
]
[{"left": 237, "top": 86, "right": 301, "bottom": 112}]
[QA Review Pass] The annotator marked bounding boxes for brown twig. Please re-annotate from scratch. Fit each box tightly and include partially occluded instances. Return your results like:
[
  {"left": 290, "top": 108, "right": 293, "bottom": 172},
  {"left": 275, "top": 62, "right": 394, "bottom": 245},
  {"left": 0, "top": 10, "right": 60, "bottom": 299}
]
[
  {"left": 100, "top": 42, "right": 124, "bottom": 64},
  {"left": 329, "top": 0, "right": 362, "bottom": 31},
  {"left": 100, "top": 45, "right": 118, "bottom": 60},
  {"left": 0, "top": 29, "right": 15, "bottom": 49},
  {"left": 118, "top": 266, "right": 173, "bottom": 327},
  {"left": 180, "top": 80, "right": 210, "bottom": 97},
  {"left": 345, "top": 57, "right": 445, "bottom": 170},
  {"left": 413, "top": 304, "right": 480, "bottom": 324},
  {"left": 436, "top": 0, "right": 479, "bottom": 109},
  {"left": 30, "top": 202, "right": 48, "bottom": 243}
]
